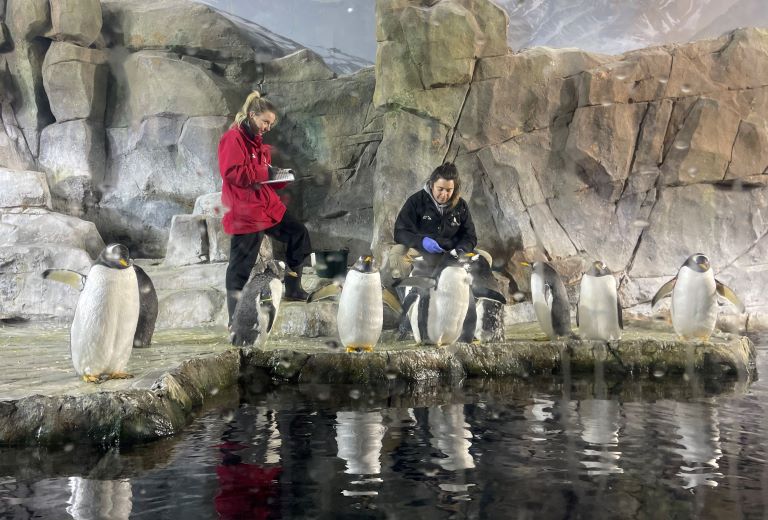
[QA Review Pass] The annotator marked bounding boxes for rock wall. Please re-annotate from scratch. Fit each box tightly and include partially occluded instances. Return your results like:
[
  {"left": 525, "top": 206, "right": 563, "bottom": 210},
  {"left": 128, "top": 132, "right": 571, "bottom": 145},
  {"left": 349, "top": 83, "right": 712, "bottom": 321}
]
[
  {"left": 372, "top": 0, "right": 768, "bottom": 317},
  {"left": 0, "top": 0, "right": 766, "bottom": 323}
]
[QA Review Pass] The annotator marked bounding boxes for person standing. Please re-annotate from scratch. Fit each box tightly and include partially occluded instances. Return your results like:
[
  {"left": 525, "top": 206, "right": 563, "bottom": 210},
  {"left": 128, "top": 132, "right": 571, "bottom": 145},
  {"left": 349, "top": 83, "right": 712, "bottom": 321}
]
[{"left": 218, "top": 91, "right": 311, "bottom": 325}]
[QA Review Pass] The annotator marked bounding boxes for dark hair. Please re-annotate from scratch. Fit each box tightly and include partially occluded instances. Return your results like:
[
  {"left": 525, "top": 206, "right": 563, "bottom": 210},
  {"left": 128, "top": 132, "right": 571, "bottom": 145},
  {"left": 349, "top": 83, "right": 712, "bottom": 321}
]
[
  {"left": 230, "top": 91, "right": 278, "bottom": 129},
  {"left": 428, "top": 162, "right": 461, "bottom": 207}
]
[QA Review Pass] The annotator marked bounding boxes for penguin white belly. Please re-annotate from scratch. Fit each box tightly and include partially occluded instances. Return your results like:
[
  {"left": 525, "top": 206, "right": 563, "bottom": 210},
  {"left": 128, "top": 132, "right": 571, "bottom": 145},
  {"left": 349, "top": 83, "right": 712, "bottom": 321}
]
[
  {"left": 256, "top": 278, "right": 283, "bottom": 347},
  {"left": 406, "top": 288, "right": 423, "bottom": 344},
  {"left": 428, "top": 266, "right": 470, "bottom": 346},
  {"left": 337, "top": 270, "right": 383, "bottom": 348},
  {"left": 578, "top": 275, "right": 621, "bottom": 341},
  {"left": 672, "top": 268, "right": 717, "bottom": 339},
  {"left": 70, "top": 266, "right": 140, "bottom": 376},
  {"left": 531, "top": 271, "right": 555, "bottom": 338}
]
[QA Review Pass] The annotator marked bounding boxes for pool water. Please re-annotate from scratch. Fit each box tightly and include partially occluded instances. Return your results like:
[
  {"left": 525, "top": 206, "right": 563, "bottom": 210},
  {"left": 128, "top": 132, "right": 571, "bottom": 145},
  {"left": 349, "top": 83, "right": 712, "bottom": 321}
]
[{"left": 1, "top": 335, "right": 767, "bottom": 519}]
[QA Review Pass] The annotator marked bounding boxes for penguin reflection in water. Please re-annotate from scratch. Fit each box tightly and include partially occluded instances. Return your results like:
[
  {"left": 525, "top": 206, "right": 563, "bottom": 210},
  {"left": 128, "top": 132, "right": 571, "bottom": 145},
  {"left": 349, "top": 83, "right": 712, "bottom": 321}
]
[
  {"left": 651, "top": 253, "right": 744, "bottom": 340},
  {"left": 524, "top": 261, "right": 572, "bottom": 339},
  {"left": 309, "top": 255, "right": 402, "bottom": 353},
  {"left": 577, "top": 261, "right": 623, "bottom": 341},
  {"left": 229, "top": 260, "right": 287, "bottom": 347},
  {"left": 43, "top": 244, "right": 156, "bottom": 382}
]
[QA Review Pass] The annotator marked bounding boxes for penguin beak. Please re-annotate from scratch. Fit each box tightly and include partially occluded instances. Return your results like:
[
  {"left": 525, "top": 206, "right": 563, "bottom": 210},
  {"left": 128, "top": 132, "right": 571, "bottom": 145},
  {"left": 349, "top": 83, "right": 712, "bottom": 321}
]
[
  {"left": 119, "top": 259, "right": 129, "bottom": 267},
  {"left": 519, "top": 261, "right": 530, "bottom": 267}
]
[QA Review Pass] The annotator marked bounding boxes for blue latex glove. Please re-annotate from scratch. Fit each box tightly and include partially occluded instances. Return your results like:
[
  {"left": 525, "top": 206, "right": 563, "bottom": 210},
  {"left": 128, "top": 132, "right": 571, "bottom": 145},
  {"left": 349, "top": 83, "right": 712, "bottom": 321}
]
[{"left": 422, "top": 237, "right": 444, "bottom": 254}]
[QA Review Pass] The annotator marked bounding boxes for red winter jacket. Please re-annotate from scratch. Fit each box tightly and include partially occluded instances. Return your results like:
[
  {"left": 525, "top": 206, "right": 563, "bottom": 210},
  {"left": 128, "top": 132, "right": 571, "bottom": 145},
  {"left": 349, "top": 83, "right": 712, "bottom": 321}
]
[{"left": 218, "top": 125, "right": 287, "bottom": 235}]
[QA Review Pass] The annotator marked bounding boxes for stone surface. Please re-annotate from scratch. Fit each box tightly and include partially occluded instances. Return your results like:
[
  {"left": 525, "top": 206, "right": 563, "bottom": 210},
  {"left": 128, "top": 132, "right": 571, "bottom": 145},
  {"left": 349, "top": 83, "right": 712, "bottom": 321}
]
[
  {"left": 262, "top": 48, "right": 336, "bottom": 83},
  {"left": 48, "top": 0, "right": 102, "bottom": 47},
  {"left": 156, "top": 289, "right": 226, "bottom": 329},
  {"left": 0, "top": 169, "right": 51, "bottom": 209},
  {"left": 6, "top": 0, "right": 49, "bottom": 41},
  {"left": 0, "top": 327, "right": 239, "bottom": 446},
  {"left": 37, "top": 120, "right": 105, "bottom": 217},
  {"left": 42, "top": 42, "right": 108, "bottom": 122},
  {"left": 0, "top": 210, "right": 104, "bottom": 258},
  {"left": 272, "top": 301, "right": 338, "bottom": 338},
  {"left": 163, "top": 215, "right": 209, "bottom": 267}
]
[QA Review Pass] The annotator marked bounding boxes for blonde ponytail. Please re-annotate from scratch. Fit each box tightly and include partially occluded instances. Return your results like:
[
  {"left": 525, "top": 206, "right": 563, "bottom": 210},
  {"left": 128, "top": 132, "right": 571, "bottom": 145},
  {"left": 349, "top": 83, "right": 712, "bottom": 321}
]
[{"left": 231, "top": 91, "right": 278, "bottom": 129}]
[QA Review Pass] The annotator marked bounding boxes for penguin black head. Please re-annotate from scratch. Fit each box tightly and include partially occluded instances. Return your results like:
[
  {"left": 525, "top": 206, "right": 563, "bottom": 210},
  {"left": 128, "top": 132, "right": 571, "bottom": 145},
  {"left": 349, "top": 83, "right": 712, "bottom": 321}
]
[
  {"left": 683, "top": 253, "right": 710, "bottom": 273},
  {"left": 352, "top": 255, "right": 377, "bottom": 273},
  {"left": 97, "top": 243, "right": 133, "bottom": 269},
  {"left": 586, "top": 260, "right": 610, "bottom": 277}
]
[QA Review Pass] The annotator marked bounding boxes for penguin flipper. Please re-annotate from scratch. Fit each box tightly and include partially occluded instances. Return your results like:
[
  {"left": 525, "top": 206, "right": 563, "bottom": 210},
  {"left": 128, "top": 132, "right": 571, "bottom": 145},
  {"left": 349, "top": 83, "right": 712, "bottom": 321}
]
[
  {"left": 265, "top": 302, "right": 277, "bottom": 333},
  {"left": 715, "top": 280, "right": 745, "bottom": 313},
  {"left": 651, "top": 277, "right": 676, "bottom": 309},
  {"left": 382, "top": 287, "right": 403, "bottom": 314},
  {"left": 42, "top": 269, "right": 86, "bottom": 290},
  {"left": 308, "top": 283, "right": 341, "bottom": 302}
]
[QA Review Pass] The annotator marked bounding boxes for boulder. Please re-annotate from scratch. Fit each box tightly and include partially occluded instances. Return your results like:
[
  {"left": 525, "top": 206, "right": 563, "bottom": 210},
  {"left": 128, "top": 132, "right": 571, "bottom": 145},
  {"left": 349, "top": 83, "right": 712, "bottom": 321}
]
[
  {"left": 42, "top": 42, "right": 108, "bottom": 122},
  {"left": 108, "top": 51, "right": 242, "bottom": 127},
  {"left": 262, "top": 49, "right": 335, "bottom": 83},
  {"left": 6, "top": 0, "right": 49, "bottom": 41},
  {"left": 177, "top": 116, "right": 229, "bottom": 188},
  {"left": 163, "top": 214, "right": 209, "bottom": 267},
  {"left": 48, "top": 0, "right": 102, "bottom": 47},
  {"left": 272, "top": 301, "right": 338, "bottom": 338},
  {"left": 0, "top": 209, "right": 105, "bottom": 258},
  {"left": 155, "top": 288, "right": 225, "bottom": 329},
  {"left": 0, "top": 168, "right": 51, "bottom": 209},
  {"left": 0, "top": 244, "right": 92, "bottom": 320},
  {"left": 37, "top": 119, "right": 105, "bottom": 216},
  {"left": 192, "top": 192, "right": 225, "bottom": 218}
]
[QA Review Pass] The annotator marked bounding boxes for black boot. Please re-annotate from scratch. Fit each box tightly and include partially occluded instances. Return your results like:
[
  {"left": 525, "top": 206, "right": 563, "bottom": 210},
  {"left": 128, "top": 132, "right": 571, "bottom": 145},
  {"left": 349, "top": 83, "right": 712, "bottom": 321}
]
[
  {"left": 284, "top": 270, "right": 310, "bottom": 302},
  {"left": 226, "top": 290, "right": 241, "bottom": 329}
]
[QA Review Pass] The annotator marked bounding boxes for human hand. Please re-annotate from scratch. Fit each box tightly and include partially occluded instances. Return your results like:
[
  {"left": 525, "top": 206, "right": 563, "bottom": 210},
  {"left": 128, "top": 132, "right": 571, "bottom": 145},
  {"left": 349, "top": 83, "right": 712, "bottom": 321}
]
[{"left": 422, "top": 237, "right": 444, "bottom": 254}]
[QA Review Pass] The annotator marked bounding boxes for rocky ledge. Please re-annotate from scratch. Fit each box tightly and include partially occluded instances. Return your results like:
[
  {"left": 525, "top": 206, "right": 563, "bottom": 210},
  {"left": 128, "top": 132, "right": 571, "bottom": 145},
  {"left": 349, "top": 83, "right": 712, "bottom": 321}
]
[{"left": 0, "top": 324, "right": 757, "bottom": 447}]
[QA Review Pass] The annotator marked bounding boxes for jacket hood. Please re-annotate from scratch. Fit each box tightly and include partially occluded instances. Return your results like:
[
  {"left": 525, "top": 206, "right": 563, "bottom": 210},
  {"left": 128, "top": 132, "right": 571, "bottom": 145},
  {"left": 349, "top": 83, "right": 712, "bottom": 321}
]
[{"left": 423, "top": 181, "right": 450, "bottom": 215}]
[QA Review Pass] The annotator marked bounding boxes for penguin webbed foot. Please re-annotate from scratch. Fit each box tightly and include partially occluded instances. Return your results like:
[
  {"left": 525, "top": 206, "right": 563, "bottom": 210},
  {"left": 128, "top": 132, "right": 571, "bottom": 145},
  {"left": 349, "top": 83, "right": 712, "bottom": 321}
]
[
  {"left": 345, "top": 345, "right": 374, "bottom": 353},
  {"left": 81, "top": 374, "right": 100, "bottom": 384}
]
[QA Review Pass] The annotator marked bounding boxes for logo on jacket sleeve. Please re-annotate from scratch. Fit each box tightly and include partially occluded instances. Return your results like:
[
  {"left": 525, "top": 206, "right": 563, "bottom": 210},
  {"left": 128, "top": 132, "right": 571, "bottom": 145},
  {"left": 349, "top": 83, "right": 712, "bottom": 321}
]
[{"left": 422, "top": 215, "right": 432, "bottom": 221}]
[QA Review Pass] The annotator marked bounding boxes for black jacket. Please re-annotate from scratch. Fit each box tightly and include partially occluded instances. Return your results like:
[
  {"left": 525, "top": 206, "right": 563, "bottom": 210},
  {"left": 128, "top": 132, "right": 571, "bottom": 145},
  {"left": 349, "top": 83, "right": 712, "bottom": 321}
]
[{"left": 394, "top": 189, "right": 477, "bottom": 253}]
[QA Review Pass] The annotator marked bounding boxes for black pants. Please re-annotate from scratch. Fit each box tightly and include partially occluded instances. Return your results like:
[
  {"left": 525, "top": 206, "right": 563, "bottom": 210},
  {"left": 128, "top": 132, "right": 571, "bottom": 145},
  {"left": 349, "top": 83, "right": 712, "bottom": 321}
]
[{"left": 225, "top": 213, "right": 312, "bottom": 292}]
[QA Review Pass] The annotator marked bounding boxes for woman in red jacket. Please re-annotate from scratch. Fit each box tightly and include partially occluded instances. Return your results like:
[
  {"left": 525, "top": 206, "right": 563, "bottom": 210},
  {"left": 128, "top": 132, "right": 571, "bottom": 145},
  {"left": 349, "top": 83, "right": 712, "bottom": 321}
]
[{"left": 219, "top": 91, "right": 311, "bottom": 324}]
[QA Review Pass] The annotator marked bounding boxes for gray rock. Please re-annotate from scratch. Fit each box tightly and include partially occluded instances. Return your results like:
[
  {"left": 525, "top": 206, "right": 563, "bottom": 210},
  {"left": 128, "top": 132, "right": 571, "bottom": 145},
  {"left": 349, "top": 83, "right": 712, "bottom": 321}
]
[
  {"left": 156, "top": 288, "right": 225, "bottom": 329},
  {"left": 37, "top": 120, "right": 105, "bottom": 217},
  {"left": 178, "top": 116, "right": 229, "bottom": 187},
  {"left": 262, "top": 48, "right": 336, "bottom": 83},
  {"left": 205, "top": 216, "right": 230, "bottom": 264},
  {"left": 272, "top": 301, "right": 338, "bottom": 338},
  {"left": 0, "top": 244, "right": 92, "bottom": 320},
  {"left": 48, "top": 0, "right": 102, "bottom": 47},
  {"left": 163, "top": 215, "right": 209, "bottom": 267},
  {"left": 192, "top": 192, "right": 224, "bottom": 218},
  {"left": 0, "top": 210, "right": 104, "bottom": 258},
  {"left": 0, "top": 168, "right": 51, "bottom": 209},
  {"left": 42, "top": 42, "right": 108, "bottom": 122},
  {"left": 6, "top": 0, "right": 49, "bottom": 41}
]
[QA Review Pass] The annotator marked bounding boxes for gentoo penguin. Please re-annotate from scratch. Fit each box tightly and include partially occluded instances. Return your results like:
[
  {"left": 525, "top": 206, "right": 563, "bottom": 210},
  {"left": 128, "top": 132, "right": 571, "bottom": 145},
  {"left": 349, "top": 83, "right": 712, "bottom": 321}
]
[
  {"left": 456, "top": 252, "right": 507, "bottom": 343},
  {"left": 525, "top": 261, "right": 572, "bottom": 339},
  {"left": 398, "top": 261, "right": 471, "bottom": 346},
  {"left": 43, "top": 255, "right": 158, "bottom": 349},
  {"left": 229, "top": 260, "right": 286, "bottom": 347},
  {"left": 60, "top": 244, "right": 140, "bottom": 382},
  {"left": 337, "top": 255, "right": 384, "bottom": 353},
  {"left": 577, "top": 261, "right": 623, "bottom": 341},
  {"left": 651, "top": 253, "right": 744, "bottom": 340}
]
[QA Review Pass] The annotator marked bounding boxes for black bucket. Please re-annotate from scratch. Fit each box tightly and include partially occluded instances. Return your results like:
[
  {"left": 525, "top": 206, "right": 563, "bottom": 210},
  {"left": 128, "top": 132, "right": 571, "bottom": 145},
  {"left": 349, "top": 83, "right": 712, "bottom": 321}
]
[{"left": 313, "top": 249, "right": 349, "bottom": 278}]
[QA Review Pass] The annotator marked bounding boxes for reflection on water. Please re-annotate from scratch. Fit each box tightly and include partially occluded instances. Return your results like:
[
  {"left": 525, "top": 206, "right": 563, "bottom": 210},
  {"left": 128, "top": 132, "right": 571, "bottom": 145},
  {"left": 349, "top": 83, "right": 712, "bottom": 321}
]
[{"left": 1, "top": 335, "right": 767, "bottom": 518}]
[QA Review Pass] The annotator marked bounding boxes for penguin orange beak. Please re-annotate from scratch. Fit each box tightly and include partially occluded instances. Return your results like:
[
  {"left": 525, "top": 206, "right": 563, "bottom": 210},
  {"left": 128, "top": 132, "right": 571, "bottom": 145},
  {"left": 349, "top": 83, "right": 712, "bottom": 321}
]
[
  {"left": 519, "top": 261, "right": 530, "bottom": 267},
  {"left": 119, "top": 259, "right": 129, "bottom": 267}
]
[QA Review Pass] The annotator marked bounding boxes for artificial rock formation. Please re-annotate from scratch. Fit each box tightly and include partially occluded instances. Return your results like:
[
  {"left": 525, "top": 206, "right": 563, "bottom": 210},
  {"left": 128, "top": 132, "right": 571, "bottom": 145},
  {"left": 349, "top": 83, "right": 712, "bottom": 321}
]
[{"left": 0, "top": 0, "right": 767, "bottom": 326}]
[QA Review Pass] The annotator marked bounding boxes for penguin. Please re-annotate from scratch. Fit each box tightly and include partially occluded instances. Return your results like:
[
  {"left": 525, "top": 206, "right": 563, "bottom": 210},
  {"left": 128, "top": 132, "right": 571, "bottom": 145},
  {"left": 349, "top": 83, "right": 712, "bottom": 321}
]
[
  {"left": 398, "top": 260, "right": 471, "bottom": 346},
  {"left": 651, "top": 253, "right": 744, "bottom": 340},
  {"left": 229, "top": 260, "right": 286, "bottom": 347},
  {"left": 525, "top": 261, "right": 572, "bottom": 339},
  {"left": 336, "top": 255, "right": 384, "bottom": 353},
  {"left": 577, "top": 260, "right": 623, "bottom": 341},
  {"left": 50, "top": 244, "right": 140, "bottom": 382},
  {"left": 43, "top": 254, "right": 158, "bottom": 349},
  {"left": 456, "top": 252, "right": 507, "bottom": 343}
]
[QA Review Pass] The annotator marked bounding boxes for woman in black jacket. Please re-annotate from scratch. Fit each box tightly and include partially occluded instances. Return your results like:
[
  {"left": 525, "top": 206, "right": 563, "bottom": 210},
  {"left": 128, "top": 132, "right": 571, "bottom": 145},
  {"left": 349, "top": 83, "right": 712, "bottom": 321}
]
[{"left": 387, "top": 162, "right": 477, "bottom": 284}]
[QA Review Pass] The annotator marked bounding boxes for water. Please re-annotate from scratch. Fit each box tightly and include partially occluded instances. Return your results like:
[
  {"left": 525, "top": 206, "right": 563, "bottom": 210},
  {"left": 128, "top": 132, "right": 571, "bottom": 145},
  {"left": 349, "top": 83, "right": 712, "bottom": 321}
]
[{"left": 1, "top": 336, "right": 767, "bottom": 519}]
